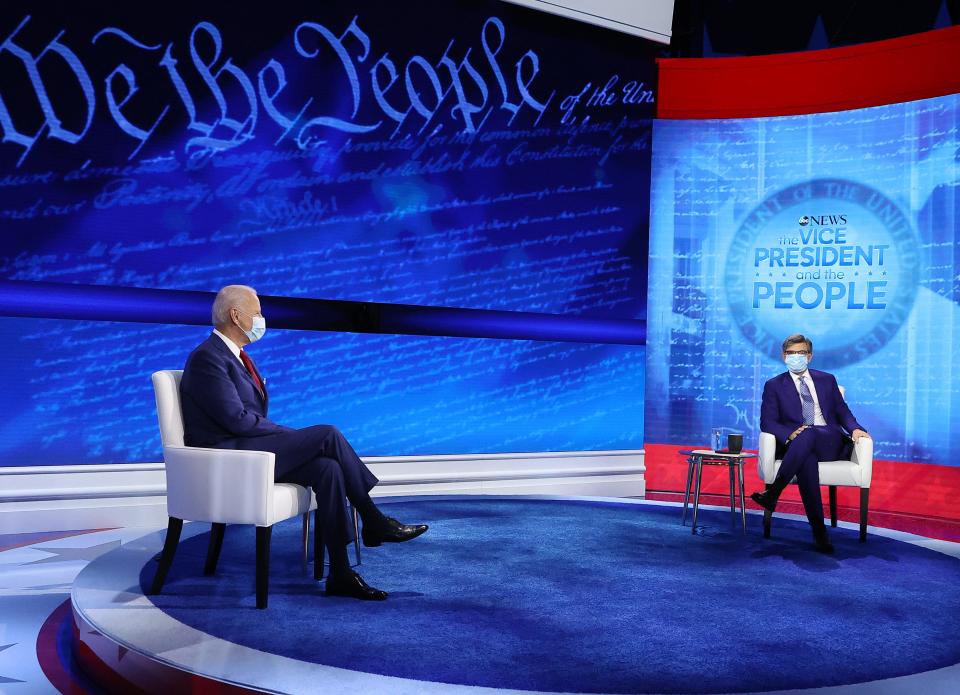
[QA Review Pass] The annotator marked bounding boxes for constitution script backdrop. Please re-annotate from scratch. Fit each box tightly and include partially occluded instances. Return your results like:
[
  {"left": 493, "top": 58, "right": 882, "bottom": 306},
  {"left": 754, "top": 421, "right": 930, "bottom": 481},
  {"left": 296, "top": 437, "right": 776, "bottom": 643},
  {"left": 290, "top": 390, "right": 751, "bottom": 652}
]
[{"left": 0, "top": 0, "right": 656, "bottom": 466}]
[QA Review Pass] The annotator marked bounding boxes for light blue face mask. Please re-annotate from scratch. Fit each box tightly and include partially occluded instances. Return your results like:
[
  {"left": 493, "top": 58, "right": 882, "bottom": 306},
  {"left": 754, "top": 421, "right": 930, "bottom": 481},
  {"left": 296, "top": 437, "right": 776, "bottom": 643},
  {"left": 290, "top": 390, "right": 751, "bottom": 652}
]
[
  {"left": 245, "top": 315, "right": 266, "bottom": 343},
  {"left": 237, "top": 310, "right": 266, "bottom": 343},
  {"left": 784, "top": 353, "right": 808, "bottom": 373}
]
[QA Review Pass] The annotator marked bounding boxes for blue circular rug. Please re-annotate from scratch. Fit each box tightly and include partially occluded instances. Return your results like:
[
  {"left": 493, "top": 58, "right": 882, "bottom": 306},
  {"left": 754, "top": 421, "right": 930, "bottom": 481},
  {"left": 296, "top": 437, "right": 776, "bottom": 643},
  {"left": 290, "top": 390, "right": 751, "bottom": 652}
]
[{"left": 140, "top": 498, "right": 960, "bottom": 693}]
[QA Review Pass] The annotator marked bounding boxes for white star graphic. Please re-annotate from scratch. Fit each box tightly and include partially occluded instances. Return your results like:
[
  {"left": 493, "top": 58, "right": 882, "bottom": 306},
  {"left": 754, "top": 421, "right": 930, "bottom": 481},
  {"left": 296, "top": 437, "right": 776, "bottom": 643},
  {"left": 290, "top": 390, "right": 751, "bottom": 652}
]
[
  {"left": 0, "top": 643, "right": 26, "bottom": 684},
  {"left": 23, "top": 540, "right": 121, "bottom": 565}
]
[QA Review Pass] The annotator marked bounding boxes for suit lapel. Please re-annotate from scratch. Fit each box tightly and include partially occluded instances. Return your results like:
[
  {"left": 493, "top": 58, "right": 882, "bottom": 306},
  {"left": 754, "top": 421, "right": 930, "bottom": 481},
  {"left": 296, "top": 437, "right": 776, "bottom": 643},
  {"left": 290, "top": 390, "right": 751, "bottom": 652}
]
[
  {"left": 779, "top": 371, "right": 803, "bottom": 422},
  {"left": 244, "top": 350, "right": 269, "bottom": 412},
  {"left": 208, "top": 334, "right": 266, "bottom": 407}
]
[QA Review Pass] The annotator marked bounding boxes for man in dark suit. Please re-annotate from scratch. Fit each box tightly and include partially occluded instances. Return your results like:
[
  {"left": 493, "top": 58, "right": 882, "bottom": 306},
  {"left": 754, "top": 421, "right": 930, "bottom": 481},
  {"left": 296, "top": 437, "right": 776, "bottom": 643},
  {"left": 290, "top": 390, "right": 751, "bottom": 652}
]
[
  {"left": 750, "top": 333, "right": 870, "bottom": 553},
  {"left": 180, "top": 285, "right": 428, "bottom": 600}
]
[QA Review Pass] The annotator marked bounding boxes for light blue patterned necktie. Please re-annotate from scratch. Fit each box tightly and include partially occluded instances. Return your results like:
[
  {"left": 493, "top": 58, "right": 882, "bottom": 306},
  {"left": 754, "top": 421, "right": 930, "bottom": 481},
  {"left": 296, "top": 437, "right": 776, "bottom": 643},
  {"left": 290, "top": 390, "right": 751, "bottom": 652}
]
[{"left": 798, "top": 376, "right": 815, "bottom": 425}]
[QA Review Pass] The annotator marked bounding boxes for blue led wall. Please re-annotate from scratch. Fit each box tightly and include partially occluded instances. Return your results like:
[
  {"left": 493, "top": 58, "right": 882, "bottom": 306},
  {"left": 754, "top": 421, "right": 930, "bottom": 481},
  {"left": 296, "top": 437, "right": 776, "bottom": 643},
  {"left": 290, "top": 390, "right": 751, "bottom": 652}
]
[
  {"left": 0, "top": 1, "right": 654, "bottom": 465},
  {"left": 646, "top": 93, "right": 960, "bottom": 467}
]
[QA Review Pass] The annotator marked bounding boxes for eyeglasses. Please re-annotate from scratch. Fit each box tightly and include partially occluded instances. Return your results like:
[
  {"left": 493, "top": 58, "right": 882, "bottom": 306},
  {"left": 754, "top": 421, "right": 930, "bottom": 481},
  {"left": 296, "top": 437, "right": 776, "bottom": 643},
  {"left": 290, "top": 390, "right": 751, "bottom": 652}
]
[
  {"left": 234, "top": 308, "right": 264, "bottom": 319},
  {"left": 784, "top": 350, "right": 810, "bottom": 356}
]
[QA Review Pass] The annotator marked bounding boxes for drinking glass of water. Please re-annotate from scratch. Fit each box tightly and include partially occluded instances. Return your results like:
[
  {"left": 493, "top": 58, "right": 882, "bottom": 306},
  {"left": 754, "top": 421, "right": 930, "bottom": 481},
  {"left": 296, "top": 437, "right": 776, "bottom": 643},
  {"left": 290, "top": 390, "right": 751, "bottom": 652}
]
[{"left": 711, "top": 427, "right": 723, "bottom": 452}]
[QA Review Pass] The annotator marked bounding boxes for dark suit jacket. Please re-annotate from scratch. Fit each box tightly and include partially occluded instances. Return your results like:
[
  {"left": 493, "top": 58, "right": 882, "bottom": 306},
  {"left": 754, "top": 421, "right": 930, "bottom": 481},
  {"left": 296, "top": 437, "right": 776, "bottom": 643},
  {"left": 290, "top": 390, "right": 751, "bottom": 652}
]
[
  {"left": 760, "top": 368, "right": 864, "bottom": 458},
  {"left": 180, "top": 334, "right": 289, "bottom": 447}
]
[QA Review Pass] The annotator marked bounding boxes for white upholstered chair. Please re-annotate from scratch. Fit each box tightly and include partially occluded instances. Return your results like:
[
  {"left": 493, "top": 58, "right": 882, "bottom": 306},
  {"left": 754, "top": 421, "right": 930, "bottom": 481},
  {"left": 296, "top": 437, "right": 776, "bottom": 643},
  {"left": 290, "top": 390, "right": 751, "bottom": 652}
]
[
  {"left": 149, "top": 369, "right": 318, "bottom": 609},
  {"left": 757, "top": 386, "right": 874, "bottom": 542}
]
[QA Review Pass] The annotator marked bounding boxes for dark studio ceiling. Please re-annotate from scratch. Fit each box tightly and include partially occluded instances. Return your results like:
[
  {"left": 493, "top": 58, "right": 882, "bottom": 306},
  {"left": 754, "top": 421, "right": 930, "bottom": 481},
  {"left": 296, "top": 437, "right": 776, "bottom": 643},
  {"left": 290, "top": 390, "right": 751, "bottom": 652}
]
[{"left": 668, "top": 0, "right": 960, "bottom": 56}]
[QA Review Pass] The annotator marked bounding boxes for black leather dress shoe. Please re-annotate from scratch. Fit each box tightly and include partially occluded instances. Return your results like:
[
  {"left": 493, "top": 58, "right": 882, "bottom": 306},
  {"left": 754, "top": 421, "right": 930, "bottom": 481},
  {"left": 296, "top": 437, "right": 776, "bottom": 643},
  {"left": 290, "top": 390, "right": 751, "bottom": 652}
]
[
  {"left": 325, "top": 571, "right": 388, "bottom": 600},
  {"left": 361, "top": 517, "right": 429, "bottom": 547},
  {"left": 750, "top": 490, "right": 778, "bottom": 513},
  {"left": 813, "top": 529, "right": 835, "bottom": 554}
]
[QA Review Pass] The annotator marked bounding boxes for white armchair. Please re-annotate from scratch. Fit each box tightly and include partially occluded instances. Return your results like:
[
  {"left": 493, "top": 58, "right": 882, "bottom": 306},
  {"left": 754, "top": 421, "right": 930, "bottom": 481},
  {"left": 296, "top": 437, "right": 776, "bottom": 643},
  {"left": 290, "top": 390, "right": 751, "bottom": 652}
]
[
  {"left": 149, "top": 369, "right": 318, "bottom": 609},
  {"left": 757, "top": 387, "right": 874, "bottom": 542}
]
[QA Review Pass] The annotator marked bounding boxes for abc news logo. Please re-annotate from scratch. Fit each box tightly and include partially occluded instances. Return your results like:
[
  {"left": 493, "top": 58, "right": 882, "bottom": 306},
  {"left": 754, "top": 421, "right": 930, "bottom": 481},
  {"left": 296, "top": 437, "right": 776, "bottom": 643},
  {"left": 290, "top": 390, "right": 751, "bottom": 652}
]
[{"left": 798, "top": 214, "right": 848, "bottom": 226}]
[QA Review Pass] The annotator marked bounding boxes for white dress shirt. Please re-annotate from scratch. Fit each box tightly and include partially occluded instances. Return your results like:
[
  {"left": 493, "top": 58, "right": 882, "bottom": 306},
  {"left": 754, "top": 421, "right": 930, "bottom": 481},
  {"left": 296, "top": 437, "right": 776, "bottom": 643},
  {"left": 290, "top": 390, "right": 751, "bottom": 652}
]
[
  {"left": 213, "top": 329, "right": 244, "bottom": 364},
  {"left": 789, "top": 370, "right": 826, "bottom": 426}
]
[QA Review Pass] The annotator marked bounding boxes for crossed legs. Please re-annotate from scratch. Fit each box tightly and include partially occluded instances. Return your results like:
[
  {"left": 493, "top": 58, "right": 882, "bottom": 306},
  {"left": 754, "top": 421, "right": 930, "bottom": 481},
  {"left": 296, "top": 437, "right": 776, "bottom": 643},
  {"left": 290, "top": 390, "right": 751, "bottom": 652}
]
[
  {"left": 752, "top": 426, "right": 848, "bottom": 551},
  {"left": 225, "top": 424, "right": 427, "bottom": 597},
  {"left": 275, "top": 455, "right": 353, "bottom": 572}
]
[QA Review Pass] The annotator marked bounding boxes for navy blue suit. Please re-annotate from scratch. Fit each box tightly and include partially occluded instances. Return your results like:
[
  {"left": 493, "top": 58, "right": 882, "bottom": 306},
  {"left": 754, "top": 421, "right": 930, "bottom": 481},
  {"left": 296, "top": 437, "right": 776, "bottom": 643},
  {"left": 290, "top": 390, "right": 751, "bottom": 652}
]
[
  {"left": 760, "top": 368, "right": 864, "bottom": 525},
  {"left": 180, "top": 334, "right": 378, "bottom": 547}
]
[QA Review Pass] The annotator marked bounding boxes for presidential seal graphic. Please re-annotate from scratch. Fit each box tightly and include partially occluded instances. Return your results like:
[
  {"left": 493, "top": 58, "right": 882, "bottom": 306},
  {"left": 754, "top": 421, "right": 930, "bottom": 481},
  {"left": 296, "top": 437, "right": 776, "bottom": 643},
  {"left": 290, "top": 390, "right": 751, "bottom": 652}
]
[{"left": 725, "top": 178, "right": 920, "bottom": 368}]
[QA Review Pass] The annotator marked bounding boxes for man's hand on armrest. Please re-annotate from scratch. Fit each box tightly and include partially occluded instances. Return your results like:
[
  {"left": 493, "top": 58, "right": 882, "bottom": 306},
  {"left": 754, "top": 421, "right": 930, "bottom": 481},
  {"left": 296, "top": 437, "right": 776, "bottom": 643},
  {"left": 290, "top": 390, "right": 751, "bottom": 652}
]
[{"left": 851, "top": 428, "right": 870, "bottom": 442}]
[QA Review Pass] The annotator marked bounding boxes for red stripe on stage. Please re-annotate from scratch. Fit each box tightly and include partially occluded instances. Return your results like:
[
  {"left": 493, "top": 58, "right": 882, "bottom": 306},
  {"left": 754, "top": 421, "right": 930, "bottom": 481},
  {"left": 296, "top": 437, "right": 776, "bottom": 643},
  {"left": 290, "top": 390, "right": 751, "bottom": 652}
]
[
  {"left": 645, "top": 443, "right": 960, "bottom": 537},
  {"left": 71, "top": 602, "right": 260, "bottom": 694},
  {"left": 36, "top": 599, "right": 89, "bottom": 695},
  {"left": 657, "top": 25, "right": 960, "bottom": 119}
]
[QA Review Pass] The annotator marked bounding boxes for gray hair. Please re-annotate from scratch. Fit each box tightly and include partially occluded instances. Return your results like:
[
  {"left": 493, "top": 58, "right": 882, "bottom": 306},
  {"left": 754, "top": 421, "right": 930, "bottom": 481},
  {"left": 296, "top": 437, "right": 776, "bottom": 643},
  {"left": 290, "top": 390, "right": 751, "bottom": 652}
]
[
  {"left": 212, "top": 285, "right": 257, "bottom": 328},
  {"left": 782, "top": 333, "right": 813, "bottom": 353}
]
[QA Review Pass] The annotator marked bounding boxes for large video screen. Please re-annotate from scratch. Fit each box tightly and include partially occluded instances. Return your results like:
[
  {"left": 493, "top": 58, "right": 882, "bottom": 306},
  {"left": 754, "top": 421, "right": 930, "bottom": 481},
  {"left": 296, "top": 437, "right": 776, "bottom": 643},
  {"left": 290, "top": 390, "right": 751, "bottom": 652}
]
[
  {"left": 646, "top": 93, "right": 960, "bottom": 467},
  {"left": 0, "top": 1, "right": 653, "bottom": 465}
]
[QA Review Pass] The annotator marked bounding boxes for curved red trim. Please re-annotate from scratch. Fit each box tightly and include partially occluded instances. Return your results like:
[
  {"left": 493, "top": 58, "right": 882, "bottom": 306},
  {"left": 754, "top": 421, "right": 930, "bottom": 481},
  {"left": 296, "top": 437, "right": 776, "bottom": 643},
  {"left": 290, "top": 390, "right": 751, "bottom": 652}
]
[
  {"left": 71, "top": 603, "right": 259, "bottom": 694},
  {"left": 36, "top": 599, "right": 89, "bottom": 695},
  {"left": 657, "top": 25, "right": 960, "bottom": 118}
]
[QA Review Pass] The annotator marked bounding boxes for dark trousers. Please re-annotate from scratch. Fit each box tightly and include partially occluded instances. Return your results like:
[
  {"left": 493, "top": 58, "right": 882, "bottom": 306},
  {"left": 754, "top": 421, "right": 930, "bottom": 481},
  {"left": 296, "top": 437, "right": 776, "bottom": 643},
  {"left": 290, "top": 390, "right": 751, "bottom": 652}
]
[
  {"left": 220, "top": 425, "right": 379, "bottom": 549},
  {"left": 776, "top": 425, "right": 847, "bottom": 527}
]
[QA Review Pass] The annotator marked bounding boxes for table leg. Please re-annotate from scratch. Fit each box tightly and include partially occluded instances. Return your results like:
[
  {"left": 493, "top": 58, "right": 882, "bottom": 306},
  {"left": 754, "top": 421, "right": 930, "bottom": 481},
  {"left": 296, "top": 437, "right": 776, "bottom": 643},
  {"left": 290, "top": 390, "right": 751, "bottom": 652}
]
[
  {"left": 682, "top": 457, "right": 694, "bottom": 525},
  {"left": 728, "top": 463, "right": 736, "bottom": 525},
  {"left": 691, "top": 458, "right": 703, "bottom": 534},
  {"left": 738, "top": 461, "right": 747, "bottom": 534}
]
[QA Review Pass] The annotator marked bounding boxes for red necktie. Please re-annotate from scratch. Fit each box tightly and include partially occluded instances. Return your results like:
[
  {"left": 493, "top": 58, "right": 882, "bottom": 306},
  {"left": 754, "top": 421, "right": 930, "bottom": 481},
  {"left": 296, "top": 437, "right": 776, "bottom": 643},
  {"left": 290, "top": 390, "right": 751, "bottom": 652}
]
[{"left": 239, "top": 349, "right": 265, "bottom": 399}]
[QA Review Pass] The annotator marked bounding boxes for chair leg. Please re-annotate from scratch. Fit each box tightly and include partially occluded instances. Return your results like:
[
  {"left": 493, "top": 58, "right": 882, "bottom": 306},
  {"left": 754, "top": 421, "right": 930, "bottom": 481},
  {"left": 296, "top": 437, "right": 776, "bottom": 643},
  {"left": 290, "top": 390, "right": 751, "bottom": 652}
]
[
  {"left": 762, "top": 483, "right": 772, "bottom": 538},
  {"left": 256, "top": 526, "right": 272, "bottom": 609},
  {"left": 351, "top": 504, "right": 362, "bottom": 567},
  {"left": 204, "top": 523, "right": 226, "bottom": 576},
  {"left": 149, "top": 517, "right": 183, "bottom": 595},
  {"left": 859, "top": 488, "right": 869, "bottom": 542},
  {"left": 829, "top": 486, "right": 838, "bottom": 527},
  {"left": 313, "top": 508, "right": 325, "bottom": 581},
  {"left": 302, "top": 513, "right": 310, "bottom": 573}
]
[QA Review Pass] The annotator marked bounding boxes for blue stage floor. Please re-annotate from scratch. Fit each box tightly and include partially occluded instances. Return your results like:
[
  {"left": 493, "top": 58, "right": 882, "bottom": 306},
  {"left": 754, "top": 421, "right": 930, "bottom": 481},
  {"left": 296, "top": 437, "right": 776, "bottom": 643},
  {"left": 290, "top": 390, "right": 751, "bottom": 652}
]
[{"left": 60, "top": 496, "right": 960, "bottom": 694}]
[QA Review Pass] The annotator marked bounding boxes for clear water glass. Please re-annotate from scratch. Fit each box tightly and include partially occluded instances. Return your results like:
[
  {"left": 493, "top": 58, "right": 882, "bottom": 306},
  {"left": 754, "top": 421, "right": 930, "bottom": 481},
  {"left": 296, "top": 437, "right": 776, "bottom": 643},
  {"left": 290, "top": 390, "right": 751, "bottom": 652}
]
[{"left": 711, "top": 427, "right": 723, "bottom": 452}]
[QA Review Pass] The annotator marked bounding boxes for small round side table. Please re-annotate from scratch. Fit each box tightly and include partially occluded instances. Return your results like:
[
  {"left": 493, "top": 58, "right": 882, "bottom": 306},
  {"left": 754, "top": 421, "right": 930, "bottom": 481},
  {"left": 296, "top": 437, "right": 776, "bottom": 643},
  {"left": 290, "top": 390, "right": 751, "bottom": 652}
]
[{"left": 678, "top": 449, "right": 756, "bottom": 534}]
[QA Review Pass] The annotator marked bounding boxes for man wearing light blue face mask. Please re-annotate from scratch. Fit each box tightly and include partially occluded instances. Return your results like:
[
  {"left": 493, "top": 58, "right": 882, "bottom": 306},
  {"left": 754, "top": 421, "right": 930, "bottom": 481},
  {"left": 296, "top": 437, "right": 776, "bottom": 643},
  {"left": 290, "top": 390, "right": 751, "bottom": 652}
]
[
  {"left": 179, "top": 285, "right": 428, "bottom": 601},
  {"left": 750, "top": 333, "right": 870, "bottom": 553}
]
